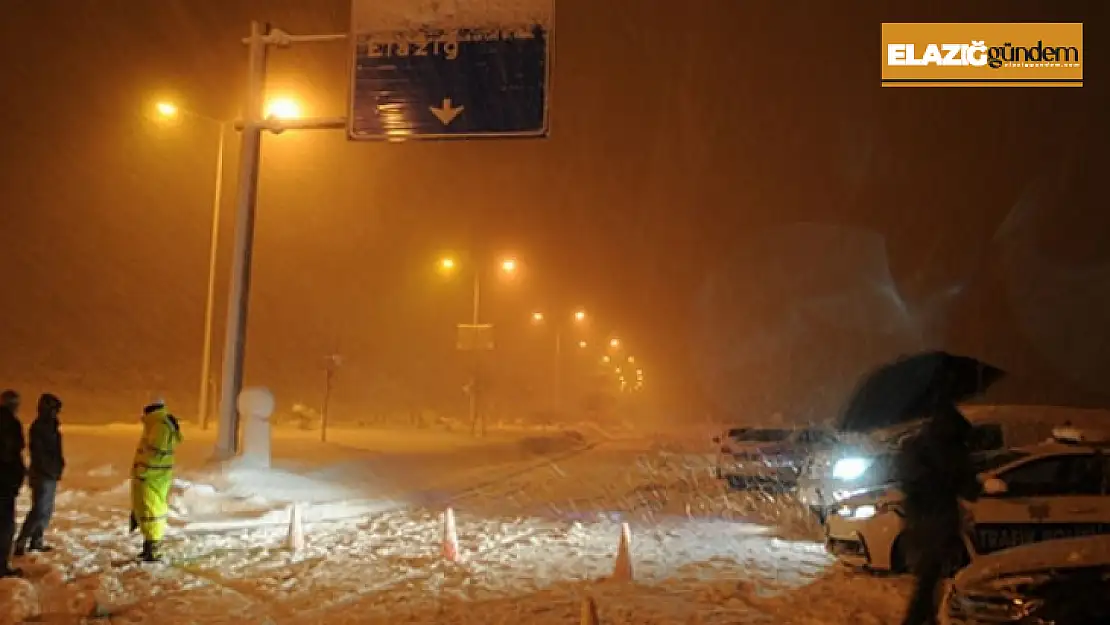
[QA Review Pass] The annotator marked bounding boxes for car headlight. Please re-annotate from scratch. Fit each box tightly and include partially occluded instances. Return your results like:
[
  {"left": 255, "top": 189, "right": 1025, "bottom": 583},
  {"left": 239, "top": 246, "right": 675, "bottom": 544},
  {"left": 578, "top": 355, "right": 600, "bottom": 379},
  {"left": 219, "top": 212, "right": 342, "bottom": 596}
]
[
  {"left": 832, "top": 457, "right": 872, "bottom": 480},
  {"left": 853, "top": 504, "right": 877, "bottom": 519},
  {"left": 836, "top": 504, "right": 877, "bottom": 519}
]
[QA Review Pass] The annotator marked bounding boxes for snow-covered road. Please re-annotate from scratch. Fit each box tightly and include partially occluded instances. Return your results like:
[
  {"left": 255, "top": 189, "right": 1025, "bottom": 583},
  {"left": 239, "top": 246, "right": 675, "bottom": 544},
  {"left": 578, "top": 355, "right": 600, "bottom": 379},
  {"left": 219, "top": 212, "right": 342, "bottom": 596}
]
[{"left": 0, "top": 426, "right": 912, "bottom": 624}]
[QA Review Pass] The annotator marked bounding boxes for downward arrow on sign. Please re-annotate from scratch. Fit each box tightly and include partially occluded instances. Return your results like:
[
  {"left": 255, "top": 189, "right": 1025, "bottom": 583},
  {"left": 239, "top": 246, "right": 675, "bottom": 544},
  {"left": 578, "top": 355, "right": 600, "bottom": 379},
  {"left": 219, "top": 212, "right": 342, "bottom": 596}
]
[{"left": 429, "top": 98, "right": 464, "bottom": 125}]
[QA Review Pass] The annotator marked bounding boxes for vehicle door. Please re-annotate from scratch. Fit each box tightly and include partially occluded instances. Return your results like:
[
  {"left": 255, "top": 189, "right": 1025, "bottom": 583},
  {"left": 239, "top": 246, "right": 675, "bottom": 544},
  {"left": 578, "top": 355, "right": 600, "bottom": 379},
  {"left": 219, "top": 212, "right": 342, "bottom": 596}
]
[
  {"left": 1037, "top": 452, "right": 1109, "bottom": 542},
  {"left": 971, "top": 453, "right": 1106, "bottom": 554}
]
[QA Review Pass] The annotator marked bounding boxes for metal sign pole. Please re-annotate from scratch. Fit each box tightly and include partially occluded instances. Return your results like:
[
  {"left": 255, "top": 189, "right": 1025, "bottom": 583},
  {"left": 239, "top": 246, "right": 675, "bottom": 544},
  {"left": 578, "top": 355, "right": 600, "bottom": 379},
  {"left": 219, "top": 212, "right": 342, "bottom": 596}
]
[
  {"left": 212, "top": 24, "right": 347, "bottom": 461},
  {"left": 215, "top": 20, "right": 269, "bottom": 459}
]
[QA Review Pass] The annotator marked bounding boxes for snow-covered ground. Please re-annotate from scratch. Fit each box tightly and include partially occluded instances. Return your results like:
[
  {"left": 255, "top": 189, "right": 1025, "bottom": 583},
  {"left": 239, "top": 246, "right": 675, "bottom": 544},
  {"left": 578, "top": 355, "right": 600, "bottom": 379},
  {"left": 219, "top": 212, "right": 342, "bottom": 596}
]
[{"left": 1, "top": 425, "right": 911, "bottom": 624}]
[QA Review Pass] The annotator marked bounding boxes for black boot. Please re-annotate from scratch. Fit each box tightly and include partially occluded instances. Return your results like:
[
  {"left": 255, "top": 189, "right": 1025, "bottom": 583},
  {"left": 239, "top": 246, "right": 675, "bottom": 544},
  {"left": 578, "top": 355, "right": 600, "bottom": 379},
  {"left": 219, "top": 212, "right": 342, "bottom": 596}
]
[
  {"left": 28, "top": 540, "right": 54, "bottom": 553},
  {"left": 12, "top": 541, "right": 26, "bottom": 557},
  {"left": 139, "top": 540, "right": 162, "bottom": 563}
]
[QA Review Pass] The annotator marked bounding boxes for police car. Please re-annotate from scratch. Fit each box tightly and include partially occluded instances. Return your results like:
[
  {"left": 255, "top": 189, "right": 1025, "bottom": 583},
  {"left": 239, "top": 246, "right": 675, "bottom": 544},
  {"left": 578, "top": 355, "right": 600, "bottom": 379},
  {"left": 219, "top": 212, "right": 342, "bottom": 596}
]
[{"left": 825, "top": 426, "right": 1110, "bottom": 572}]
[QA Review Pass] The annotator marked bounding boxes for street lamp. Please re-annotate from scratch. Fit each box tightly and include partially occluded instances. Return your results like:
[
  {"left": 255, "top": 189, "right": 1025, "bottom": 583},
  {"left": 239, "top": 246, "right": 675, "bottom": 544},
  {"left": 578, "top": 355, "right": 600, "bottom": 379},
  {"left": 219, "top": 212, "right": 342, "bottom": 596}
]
[
  {"left": 530, "top": 306, "right": 588, "bottom": 414},
  {"left": 155, "top": 101, "right": 180, "bottom": 119},
  {"left": 438, "top": 254, "right": 518, "bottom": 436},
  {"left": 609, "top": 337, "right": 622, "bottom": 349},
  {"left": 264, "top": 97, "right": 302, "bottom": 120},
  {"left": 151, "top": 100, "right": 229, "bottom": 431}
]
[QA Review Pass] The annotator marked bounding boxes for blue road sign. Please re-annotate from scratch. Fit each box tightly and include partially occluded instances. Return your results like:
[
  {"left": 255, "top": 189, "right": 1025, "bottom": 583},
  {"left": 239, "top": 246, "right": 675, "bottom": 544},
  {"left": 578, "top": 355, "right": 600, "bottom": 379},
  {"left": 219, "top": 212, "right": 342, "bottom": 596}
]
[{"left": 349, "top": 25, "right": 550, "bottom": 140}]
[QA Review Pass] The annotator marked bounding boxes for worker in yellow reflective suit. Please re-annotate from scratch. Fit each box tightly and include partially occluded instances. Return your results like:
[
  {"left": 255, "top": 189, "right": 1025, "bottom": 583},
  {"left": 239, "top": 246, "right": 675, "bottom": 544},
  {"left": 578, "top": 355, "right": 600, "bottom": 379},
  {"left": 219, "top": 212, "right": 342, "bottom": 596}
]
[{"left": 129, "top": 398, "right": 182, "bottom": 562}]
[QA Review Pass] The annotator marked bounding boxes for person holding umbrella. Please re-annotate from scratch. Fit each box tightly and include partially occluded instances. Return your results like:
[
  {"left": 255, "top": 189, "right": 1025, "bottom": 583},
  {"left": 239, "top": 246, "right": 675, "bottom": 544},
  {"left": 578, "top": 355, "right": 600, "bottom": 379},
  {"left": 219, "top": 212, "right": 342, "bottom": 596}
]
[
  {"left": 840, "top": 351, "right": 1004, "bottom": 625},
  {"left": 896, "top": 401, "right": 983, "bottom": 625}
]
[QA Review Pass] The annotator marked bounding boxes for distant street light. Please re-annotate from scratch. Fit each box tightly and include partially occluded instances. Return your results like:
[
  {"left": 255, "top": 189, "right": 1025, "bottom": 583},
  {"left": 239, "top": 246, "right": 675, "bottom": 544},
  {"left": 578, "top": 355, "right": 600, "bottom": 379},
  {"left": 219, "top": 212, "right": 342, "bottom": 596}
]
[
  {"left": 627, "top": 355, "right": 635, "bottom": 363},
  {"left": 439, "top": 254, "right": 521, "bottom": 436},
  {"left": 601, "top": 355, "right": 611, "bottom": 363},
  {"left": 530, "top": 306, "right": 589, "bottom": 414},
  {"left": 609, "top": 337, "right": 622, "bottom": 349},
  {"left": 151, "top": 100, "right": 229, "bottom": 431},
  {"left": 155, "top": 101, "right": 180, "bottom": 119}
]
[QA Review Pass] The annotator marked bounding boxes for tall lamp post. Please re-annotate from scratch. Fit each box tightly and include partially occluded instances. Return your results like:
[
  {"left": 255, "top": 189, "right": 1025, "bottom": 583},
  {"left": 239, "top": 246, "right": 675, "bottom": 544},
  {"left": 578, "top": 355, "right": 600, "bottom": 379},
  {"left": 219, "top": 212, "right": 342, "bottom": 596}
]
[
  {"left": 530, "top": 308, "right": 588, "bottom": 413},
  {"left": 439, "top": 255, "right": 518, "bottom": 435},
  {"left": 152, "top": 101, "right": 227, "bottom": 430}
]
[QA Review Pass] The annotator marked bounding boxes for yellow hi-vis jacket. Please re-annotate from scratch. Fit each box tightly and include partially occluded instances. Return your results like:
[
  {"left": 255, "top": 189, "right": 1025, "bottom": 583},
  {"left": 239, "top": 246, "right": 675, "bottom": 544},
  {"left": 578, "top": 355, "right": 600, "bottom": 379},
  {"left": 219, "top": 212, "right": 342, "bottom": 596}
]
[{"left": 131, "top": 406, "right": 183, "bottom": 479}]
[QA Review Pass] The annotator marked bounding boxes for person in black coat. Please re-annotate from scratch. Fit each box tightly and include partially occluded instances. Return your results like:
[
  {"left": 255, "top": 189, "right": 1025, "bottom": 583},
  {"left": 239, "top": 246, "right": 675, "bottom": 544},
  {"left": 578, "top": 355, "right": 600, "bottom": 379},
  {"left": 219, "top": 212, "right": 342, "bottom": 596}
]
[
  {"left": 0, "top": 389, "right": 26, "bottom": 577},
  {"left": 896, "top": 402, "right": 982, "bottom": 625},
  {"left": 14, "top": 393, "right": 64, "bottom": 556}
]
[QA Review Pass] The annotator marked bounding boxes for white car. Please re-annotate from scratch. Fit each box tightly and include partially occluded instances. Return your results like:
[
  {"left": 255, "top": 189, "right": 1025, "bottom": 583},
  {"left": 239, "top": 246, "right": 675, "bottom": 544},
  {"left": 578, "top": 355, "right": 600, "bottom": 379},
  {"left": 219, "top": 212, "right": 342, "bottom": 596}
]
[
  {"left": 825, "top": 432, "right": 1110, "bottom": 572},
  {"left": 713, "top": 426, "right": 839, "bottom": 491},
  {"left": 799, "top": 418, "right": 1027, "bottom": 518},
  {"left": 940, "top": 534, "right": 1110, "bottom": 624}
]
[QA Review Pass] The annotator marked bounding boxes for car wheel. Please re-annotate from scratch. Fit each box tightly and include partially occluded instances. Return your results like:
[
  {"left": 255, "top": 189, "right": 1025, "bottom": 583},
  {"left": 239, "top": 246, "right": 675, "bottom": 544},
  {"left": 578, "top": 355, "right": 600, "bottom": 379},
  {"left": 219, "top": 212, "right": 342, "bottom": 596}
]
[
  {"left": 943, "top": 546, "right": 971, "bottom": 577},
  {"left": 891, "top": 535, "right": 908, "bottom": 573}
]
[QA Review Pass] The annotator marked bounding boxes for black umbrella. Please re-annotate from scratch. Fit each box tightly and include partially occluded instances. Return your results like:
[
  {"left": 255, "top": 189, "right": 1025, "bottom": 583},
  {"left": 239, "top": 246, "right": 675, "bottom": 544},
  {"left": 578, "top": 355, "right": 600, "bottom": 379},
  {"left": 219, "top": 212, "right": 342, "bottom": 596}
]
[{"left": 839, "top": 351, "right": 1005, "bottom": 432}]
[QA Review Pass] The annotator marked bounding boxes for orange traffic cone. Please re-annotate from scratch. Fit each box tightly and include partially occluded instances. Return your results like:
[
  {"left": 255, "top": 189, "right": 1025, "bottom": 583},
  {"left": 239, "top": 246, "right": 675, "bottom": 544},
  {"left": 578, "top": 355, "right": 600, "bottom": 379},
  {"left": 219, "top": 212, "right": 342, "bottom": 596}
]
[
  {"left": 442, "top": 507, "right": 460, "bottom": 562},
  {"left": 580, "top": 595, "right": 600, "bottom": 624},
  {"left": 287, "top": 503, "right": 304, "bottom": 553},
  {"left": 612, "top": 522, "right": 633, "bottom": 581}
]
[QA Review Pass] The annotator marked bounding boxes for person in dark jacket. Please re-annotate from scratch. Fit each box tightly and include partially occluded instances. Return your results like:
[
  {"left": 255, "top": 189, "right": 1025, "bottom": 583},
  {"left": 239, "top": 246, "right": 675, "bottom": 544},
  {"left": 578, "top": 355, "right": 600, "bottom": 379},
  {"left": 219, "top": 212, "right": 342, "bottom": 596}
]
[
  {"left": 14, "top": 393, "right": 64, "bottom": 556},
  {"left": 896, "top": 402, "right": 982, "bottom": 625},
  {"left": 0, "top": 389, "right": 26, "bottom": 577}
]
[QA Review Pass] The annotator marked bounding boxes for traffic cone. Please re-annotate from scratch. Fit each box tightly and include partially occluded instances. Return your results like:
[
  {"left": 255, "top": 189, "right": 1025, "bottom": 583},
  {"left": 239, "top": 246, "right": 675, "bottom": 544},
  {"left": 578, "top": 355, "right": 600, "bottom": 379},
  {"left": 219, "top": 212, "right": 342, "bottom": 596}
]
[
  {"left": 442, "top": 507, "right": 460, "bottom": 562},
  {"left": 580, "top": 595, "right": 600, "bottom": 624},
  {"left": 287, "top": 503, "right": 304, "bottom": 553},
  {"left": 612, "top": 522, "right": 633, "bottom": 581}
]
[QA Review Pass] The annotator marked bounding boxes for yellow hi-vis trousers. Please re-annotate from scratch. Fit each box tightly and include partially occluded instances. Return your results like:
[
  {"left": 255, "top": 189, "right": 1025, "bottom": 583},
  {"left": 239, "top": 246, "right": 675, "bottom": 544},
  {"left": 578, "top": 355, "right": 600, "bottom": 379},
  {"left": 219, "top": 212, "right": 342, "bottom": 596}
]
[{"left": 130, "top": 471, "right": 172, "bottom": 542}]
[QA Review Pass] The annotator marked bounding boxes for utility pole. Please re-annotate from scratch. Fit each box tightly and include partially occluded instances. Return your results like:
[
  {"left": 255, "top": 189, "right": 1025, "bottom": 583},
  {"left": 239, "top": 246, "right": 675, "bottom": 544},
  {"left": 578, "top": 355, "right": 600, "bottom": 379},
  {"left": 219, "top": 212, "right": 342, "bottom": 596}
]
[
  {"left": 553, "top": 326, "right": 563, "bottom": 415},
  {"left": 212, "top": 22, "right": 347, "bottom": 459},
  {"left": 214, "top": 21, "right": 268, "bottom": 458},
  {"left": 469, "top": 269, "right": 481, "bottom": 436},
  {"left": 198, "top": 120, "right": 227, "bottom": 430}
]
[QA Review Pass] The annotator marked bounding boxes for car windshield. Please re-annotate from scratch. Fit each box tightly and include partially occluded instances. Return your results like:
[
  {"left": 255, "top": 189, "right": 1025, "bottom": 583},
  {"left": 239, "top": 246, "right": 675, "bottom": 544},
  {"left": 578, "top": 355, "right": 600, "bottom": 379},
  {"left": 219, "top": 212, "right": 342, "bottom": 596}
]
[
  {"left": 972, "top": 450, "right": 1029, "bottom": 474},
  {"left": 727, "top": 428, "right": 791, "bottom": 442}
]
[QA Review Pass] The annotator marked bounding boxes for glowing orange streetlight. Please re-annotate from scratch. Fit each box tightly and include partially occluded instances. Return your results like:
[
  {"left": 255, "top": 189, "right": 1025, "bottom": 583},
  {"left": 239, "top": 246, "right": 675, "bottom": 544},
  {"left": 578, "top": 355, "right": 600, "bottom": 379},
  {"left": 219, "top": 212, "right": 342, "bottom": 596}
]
[
  {"left": 577, "top": 340, "right": 588, "bottom": 349},
  {"left": 154, "top": 101, "right": 179, "bottom": 119},
  {"left": 609, "top": 337, "right": 622, "bottom": 349},
  {"left": 573, "top": 309, "right": 587, "bottom": 323},
  {"left": 531, "top": 311, "right": 545, "bottom": 323},
  {"left": 264, "top": 97, "right": 302, "bottom": 120},
  {"left": 500, "top": 258, "right": 517, "bottom": 274}
]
